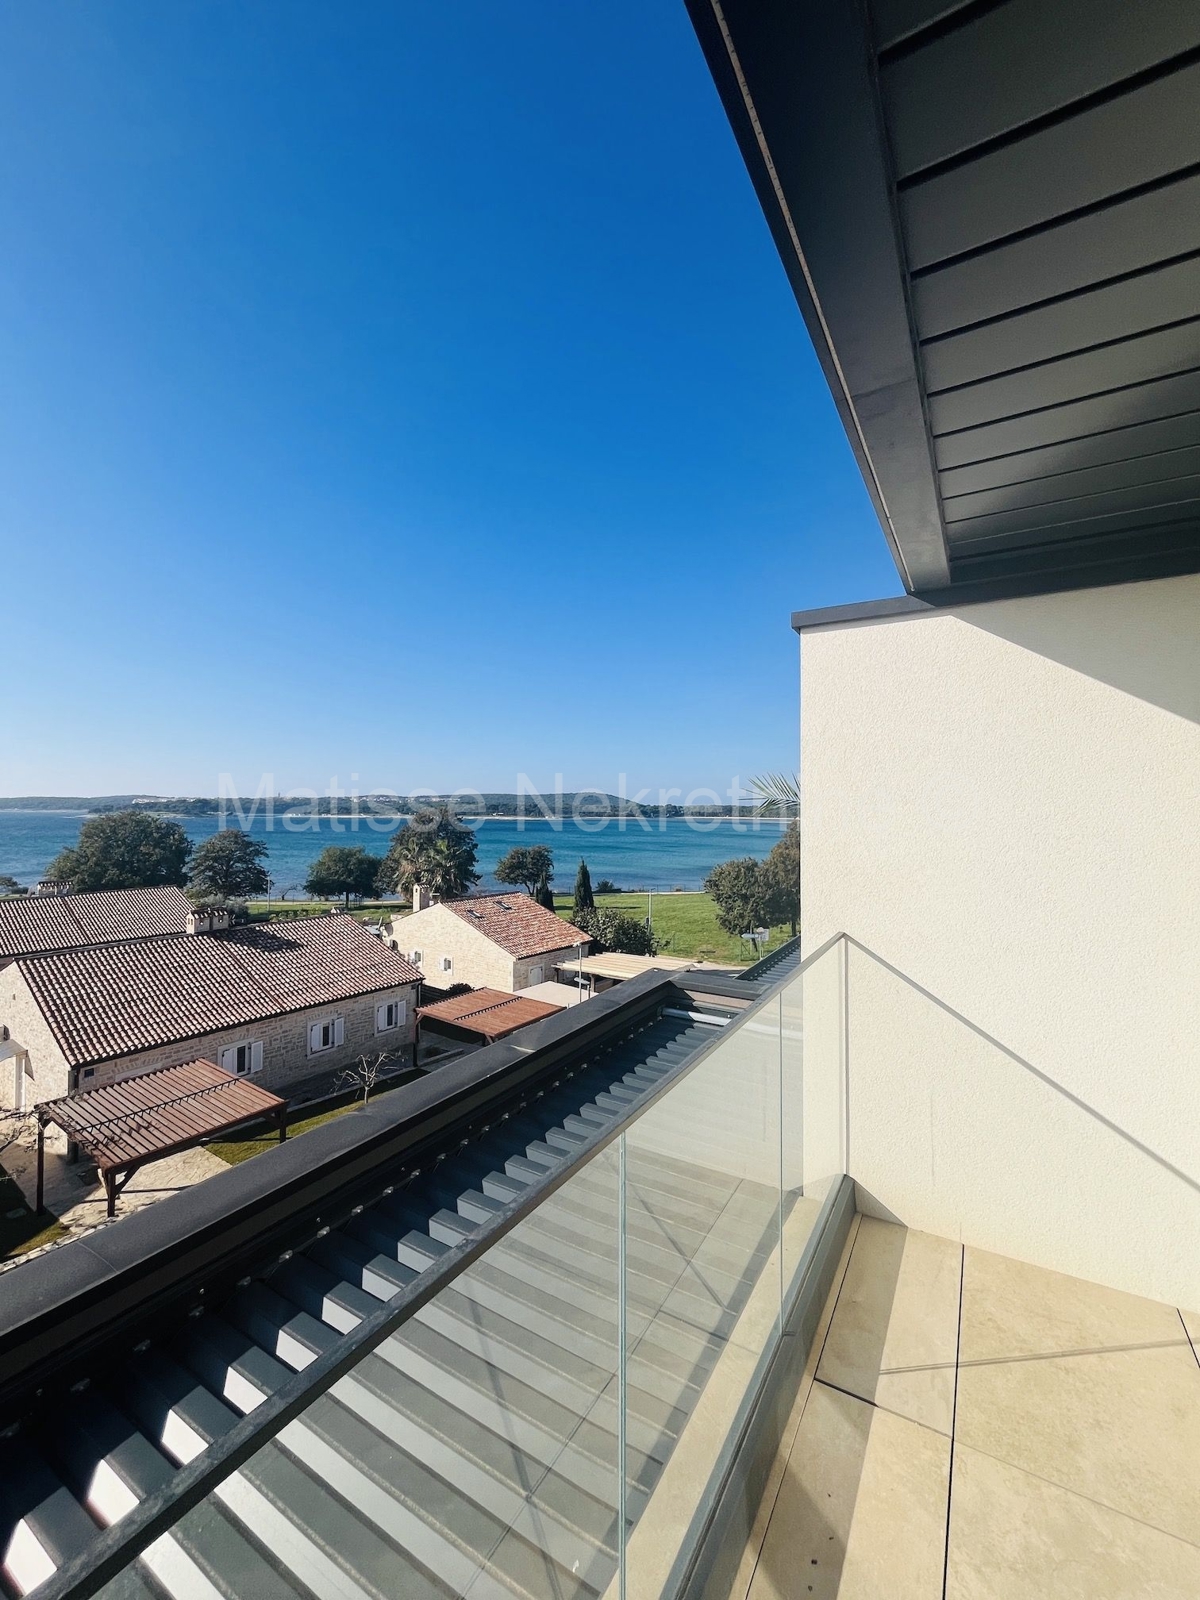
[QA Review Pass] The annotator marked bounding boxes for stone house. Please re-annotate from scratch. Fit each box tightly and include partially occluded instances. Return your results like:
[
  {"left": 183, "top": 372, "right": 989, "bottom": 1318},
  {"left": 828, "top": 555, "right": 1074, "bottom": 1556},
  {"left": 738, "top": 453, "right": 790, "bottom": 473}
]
[
  {"left": 0, "top": 913, "right": 421, "bottom": 1133},
  {"left": 389, "top": 891, "right": 589, "bottom": 993}
]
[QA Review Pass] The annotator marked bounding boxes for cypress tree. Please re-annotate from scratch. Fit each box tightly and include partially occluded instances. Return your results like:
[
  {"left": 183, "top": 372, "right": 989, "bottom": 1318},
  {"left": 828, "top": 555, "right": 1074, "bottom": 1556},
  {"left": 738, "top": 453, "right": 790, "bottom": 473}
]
[{"left": 574, "top": 858, "right": 595, "bottom": 915}]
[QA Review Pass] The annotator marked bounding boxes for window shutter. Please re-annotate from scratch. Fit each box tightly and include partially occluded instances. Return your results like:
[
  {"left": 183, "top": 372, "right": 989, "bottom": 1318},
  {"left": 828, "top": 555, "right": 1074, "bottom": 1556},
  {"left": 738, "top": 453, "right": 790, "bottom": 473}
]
[
  {"left": 376, "top": 1002, "right": 387, "bottom": 1033},
  {"left": 309, "top": 1022, "right": 321, "bottom": 1052},
  {"left": 396, "top": 999, "right": 407, "bottom": 1026},
  {"left": 334, "top": 1016, "right": 345, "bottom": 1046},
  {"left": 251, "top": 1041, "right": 264, "bottom": 1074},
  {"left": 218, "top": 1046, "right": 234, "bottom": 1074}
]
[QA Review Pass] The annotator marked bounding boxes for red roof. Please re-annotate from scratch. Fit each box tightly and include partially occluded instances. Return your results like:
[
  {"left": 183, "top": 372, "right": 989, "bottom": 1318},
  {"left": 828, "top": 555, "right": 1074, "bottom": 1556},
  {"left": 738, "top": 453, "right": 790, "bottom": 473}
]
[
  {"left": 417, "top": 987, "right": 563, "bottom": 1039},
  {"left": 439, "top": 893, "right": 589, "bottom": 959},
  {"left": 0, "top": 885, "right": 194, "bottom": 960},
  {"left": 18, "top": 914, "right": 421, "bottom": 1068}
]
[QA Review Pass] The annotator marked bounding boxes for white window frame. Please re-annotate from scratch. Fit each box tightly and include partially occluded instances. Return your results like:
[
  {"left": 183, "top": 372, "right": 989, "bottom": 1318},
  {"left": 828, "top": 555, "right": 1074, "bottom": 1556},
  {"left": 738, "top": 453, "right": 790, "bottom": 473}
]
[
  {"left": 307, "top": 1016, "right": 345, "bottom": 1056},
  {"left": 410, "top": 949, "right": 423, "bottom": 964},
  {"left": 219, "top": 1040, "right": 264, "bottom": 1076},
  {"left": 376, "top": 998, "right": 406, "bottom": 1034},
  {"left": 440, "top": 956, "right": 453, "bottom": 974}
]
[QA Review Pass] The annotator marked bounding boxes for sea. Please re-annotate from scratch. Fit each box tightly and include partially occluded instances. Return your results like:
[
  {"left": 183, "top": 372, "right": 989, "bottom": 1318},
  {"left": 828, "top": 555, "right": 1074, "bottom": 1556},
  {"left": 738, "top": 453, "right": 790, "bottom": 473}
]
[{"left": 0, "top": 811, "right": 789, "bottom": 896}]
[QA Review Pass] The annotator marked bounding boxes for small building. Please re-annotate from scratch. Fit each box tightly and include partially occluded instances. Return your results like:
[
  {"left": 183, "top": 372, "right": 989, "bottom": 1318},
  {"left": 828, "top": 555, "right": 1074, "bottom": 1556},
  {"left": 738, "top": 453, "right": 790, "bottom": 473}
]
[
  {"left": 390, "top": 891, "right": 590, "bottom": 994},
  {"left": 0, "top": 883, "right": 195, "bottom": 970},
  {"left": 0, "top": 913, "right": 421, "bottom": 1134},
  {"left": 416, "top": 987, "right": 564, "bottom": 1046}
]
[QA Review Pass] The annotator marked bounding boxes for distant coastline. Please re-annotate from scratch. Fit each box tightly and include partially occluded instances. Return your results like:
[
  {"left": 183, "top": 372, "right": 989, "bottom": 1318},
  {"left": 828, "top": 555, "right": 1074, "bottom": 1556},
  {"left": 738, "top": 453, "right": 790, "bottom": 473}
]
[{"left": 0, "top": 793, "right": 777, "bottom": 821}]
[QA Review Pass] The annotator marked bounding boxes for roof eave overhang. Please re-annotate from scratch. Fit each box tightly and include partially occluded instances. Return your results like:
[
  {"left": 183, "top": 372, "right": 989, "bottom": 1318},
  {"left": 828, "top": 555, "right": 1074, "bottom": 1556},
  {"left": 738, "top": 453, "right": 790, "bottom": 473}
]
[{"left": 685, "top": 0, "right": 950, "bottom": 591}]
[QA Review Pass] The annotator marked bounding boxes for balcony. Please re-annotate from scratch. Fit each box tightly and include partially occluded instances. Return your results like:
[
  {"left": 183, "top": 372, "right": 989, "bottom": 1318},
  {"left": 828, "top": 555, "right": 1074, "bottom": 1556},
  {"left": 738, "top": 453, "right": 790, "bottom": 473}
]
[
  {"left": 0, "top": 940, "right": 1194, "bottom": 1600},
  {"left": 735, "top": 1218, "right": 1200, "bottom": 1600}
]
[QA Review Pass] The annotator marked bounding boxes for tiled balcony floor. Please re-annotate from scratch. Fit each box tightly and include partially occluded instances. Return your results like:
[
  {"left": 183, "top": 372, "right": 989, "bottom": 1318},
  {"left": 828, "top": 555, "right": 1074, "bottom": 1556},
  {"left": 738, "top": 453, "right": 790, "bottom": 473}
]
[{"left": 729, "top": 1215, "right": 1200, "bottom": 1599}]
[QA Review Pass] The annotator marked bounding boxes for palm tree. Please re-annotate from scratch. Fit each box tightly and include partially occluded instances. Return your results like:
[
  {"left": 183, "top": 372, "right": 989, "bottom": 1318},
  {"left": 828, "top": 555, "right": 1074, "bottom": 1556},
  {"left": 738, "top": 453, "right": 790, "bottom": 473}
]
[
  {"left": 750, "top": 773, "right": 800, "bottom": 817},
  {"left": 380, "top": 806, "right": 480, "bottom": 901}
]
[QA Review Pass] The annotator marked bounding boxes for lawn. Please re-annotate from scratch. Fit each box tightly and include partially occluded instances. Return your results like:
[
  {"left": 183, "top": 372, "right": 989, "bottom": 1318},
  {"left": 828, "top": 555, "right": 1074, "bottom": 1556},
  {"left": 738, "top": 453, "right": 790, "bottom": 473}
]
[
  {"left": 246, "top": 899, "right": 400, "bottom": 926},
  {"left": 206, "top": 1069, "right": 420, "bottom": 1164},
  {"left": 244, "top": 891, "right": 792, "bottom": 963},
  {"left": 553, "top": 891, "right": 794, "bottom": 965},
  {"left": 0, "top": 1164, "right": 66, "bottom": 1259}
]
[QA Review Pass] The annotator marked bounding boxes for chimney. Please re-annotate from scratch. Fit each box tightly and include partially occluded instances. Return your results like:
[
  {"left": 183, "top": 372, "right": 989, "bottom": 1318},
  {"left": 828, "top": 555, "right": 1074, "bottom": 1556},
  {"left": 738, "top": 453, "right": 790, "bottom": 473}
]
[
  {"left": 412, "top": 884, "right": 432, "bottom": 913},
  {"left": 186, "top": 907, "right": 232, "bottom": 935}
]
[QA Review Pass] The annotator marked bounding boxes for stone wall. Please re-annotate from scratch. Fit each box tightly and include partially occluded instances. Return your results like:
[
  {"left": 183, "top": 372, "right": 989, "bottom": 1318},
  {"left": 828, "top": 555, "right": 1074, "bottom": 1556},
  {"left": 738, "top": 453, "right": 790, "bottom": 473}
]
[
  {"left": 389, "top": 906, "right": 588, "bottom": 995},
  {"left": 390, "top": 905, "right": 516, "bottom": 990},
  {"left": 0, "top": 966, "right": 419, "bottom": 1121}
]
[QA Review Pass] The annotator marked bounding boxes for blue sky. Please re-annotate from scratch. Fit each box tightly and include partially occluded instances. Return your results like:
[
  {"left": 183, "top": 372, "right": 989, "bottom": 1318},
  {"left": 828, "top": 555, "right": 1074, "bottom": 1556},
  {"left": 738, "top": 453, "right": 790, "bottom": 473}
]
[{"left": 0, "top": 1, "right": 899, "bottom": 799}]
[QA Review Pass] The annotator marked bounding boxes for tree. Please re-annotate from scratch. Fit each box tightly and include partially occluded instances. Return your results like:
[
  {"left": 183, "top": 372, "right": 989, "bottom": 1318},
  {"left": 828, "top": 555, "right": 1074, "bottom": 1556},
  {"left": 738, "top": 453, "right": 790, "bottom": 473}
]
[
  {"left": 594, "top": 879, "right": 619, "bottom": 895},
  {"left": 704, "top": 858, "right": 778, "bottom": 942},
  {"left": 572, "top": 906, "right": 658, "bottom": 956},
  {"left": 573, "top": 859, "right": 595, "bottom": 915},
  {"left": 750, "top": 773, "right": 800, "bottom": 818},
  {"left": 45, "top": 809, "right": 192, "bottom": 892},
  {"left": 378, "top": 806, "right": 480, "bottom": 901},
  {"left": 534, "top": 879, "right": 556, "bottom": 912},
  {"left": 495, "top": 845, "right": 554, "bottom": 896},
  {"left": 337, "top": 1051, "right": 393, "bottom": 1106},
  {"left": 188, "top": 830, "right": 270, "bottom": 901},
  {"left": 305, "top": 846, "right": 384, "bottom": 908},
  {"left": 0, "top": 877, "right": 25, "bottom": 897},
  {"left": 762, "top": 822, "right": 800, "bottom": 936}
]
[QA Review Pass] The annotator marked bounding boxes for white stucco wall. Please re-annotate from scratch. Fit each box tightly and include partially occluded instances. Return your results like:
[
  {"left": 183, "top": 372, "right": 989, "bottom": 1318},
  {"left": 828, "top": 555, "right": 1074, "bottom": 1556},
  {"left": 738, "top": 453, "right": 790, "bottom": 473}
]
[{"left": 799, "top": 572, "right": 1200, "bottom": 1305}]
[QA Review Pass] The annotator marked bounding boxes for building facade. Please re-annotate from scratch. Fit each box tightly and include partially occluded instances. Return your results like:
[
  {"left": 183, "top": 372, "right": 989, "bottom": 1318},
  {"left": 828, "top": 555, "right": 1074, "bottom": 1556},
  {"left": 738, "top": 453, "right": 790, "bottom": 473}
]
[
  {"left": 0, "top": 914, "right": 421, "bottom": 1140},
  {"left": 390, "top": 893, "right": 588, "bottom": 993}
]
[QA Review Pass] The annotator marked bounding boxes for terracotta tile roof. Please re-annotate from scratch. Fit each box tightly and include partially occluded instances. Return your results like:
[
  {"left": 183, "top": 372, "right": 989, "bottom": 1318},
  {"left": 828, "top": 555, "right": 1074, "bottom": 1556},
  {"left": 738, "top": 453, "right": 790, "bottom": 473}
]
[
  {"left": 38, "top": 1059, "right": 285, "bottom": 1173},
  {"left": 441, "top": 893, "right": 589, "bottom": 960},
  {"left": 18, "top": 914, "right": 422, "bottom": 1068},
  {"left": 0, "top": 885, "right": 194, "bottom": 960},
  {"left": 417, "top": 987, "right": 563, "bottom": 1039}
]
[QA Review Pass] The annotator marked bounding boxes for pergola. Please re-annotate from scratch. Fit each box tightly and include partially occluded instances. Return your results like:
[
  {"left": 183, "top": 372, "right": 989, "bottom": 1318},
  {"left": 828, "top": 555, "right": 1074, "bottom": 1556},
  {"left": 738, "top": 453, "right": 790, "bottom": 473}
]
[{"left": 36, "top": 1058, "right": 288, "bottom": 1217}]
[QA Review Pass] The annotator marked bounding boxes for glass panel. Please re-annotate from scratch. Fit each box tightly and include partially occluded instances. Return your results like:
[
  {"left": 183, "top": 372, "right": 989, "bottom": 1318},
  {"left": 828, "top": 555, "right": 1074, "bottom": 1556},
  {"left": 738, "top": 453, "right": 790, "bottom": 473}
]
[
  {"left": 99, "top": 1147, "right": 621, "bottom": 1600},
  {"left": 618, "top": 997, "right": 784, "bottom": 1595},
  {"left": 783, "top": 941, "right": 846, "bottom": 1290}
]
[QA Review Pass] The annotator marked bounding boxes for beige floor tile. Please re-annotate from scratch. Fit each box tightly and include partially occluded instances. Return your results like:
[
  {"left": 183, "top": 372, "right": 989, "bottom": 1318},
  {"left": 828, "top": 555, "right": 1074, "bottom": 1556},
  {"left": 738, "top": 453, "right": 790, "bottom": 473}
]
[
  {"left": 945, "top": 1443, "right": 1200, "bottom": 1599},
  {"left": 723, "top": 1217, "right": 861, "bottom": 1600},
  {"left": 746, "top": 1382, "right": 949, "bottom": 1600},
  {"left": 960, "top": 1247, "right": 1187, "bottom": 1363},
  {"left": 955, "top": 1341, "right": 1200, "bottom": 1546},
  {"left": 816, "top": 1218, "right": 961, "bottom": 1434}
]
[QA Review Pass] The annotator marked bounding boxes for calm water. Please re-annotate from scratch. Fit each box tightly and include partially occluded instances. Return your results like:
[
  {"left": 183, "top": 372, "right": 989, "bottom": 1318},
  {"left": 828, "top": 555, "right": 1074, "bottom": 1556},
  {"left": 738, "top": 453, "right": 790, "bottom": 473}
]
[{"left": 0, "top": 811, "right": 788, "bottom": 894}]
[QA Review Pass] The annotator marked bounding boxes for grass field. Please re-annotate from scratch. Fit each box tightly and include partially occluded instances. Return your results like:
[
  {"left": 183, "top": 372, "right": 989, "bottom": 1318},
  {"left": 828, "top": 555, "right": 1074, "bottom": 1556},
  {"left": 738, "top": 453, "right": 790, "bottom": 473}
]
[
  {"left": 247, "top": 899, "right": 397, "bottom": 925},
  {"left": 246, "top": 892, "right": 792, "bottom": 963},
  {"left": 552, "top": 891, "right": 793, "bottom": 964},
  {"left": 206, "top": 1070, "right": 420, "bottom": 1164}
]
